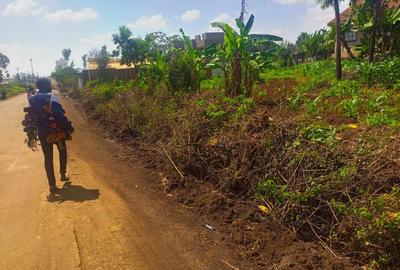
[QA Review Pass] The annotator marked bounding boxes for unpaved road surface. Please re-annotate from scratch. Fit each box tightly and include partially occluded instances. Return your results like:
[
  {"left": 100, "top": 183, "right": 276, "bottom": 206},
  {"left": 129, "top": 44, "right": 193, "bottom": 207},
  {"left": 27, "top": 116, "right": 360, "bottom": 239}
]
[{"left": 0, "top": 94, "right": 240, "bottom": 270}]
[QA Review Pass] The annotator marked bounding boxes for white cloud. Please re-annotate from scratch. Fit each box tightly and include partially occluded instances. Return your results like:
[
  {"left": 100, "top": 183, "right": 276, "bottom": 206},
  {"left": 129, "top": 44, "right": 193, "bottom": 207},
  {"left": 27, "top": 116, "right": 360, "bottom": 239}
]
[
  {"left": 181, "top": 9, "right": 201, "bottom": 22},
  {"left": 31, "top": 6, "right": 46, "bottom": 15},
  {"left": 128, "top": 14, "right": 168, "bottom": 31},
  {"left": 300, "top": 5, "right": 333, "bottom": 33},
  {"left": 2, "top": 0, "right": 43, "bottom": 16},
  {"left": 209, "top": 13, "right": 236, "bottom": 31},
  {"left": 44, "top": 8, "right": 99, "bottom": 23}
]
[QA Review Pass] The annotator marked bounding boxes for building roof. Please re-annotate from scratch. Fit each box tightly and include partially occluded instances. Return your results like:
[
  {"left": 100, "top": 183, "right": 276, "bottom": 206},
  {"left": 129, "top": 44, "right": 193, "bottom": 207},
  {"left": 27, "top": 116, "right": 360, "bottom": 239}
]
[{"left": 327, "top": 0, "right": 400, "bottom": 26}]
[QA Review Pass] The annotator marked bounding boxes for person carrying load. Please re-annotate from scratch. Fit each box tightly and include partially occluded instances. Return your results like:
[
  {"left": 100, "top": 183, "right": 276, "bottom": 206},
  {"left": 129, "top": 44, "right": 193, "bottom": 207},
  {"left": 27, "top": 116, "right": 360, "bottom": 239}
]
[{"left": 24, "top": 78, "right": 74, "bottom": 193}]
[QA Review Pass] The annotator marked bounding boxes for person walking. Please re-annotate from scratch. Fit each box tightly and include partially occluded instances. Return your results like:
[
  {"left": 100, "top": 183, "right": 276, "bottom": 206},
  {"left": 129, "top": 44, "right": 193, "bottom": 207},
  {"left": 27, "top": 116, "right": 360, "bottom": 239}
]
[{"left": 28, "top": 78, "right": 74, "bottom": 193}]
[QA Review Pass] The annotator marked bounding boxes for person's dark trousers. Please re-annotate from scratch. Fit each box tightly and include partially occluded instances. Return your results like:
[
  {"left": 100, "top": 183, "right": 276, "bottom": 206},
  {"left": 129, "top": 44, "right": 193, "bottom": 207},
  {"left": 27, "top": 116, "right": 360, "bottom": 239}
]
[{"left": 39, "top": 137, "right": 67, "bottom": 187}]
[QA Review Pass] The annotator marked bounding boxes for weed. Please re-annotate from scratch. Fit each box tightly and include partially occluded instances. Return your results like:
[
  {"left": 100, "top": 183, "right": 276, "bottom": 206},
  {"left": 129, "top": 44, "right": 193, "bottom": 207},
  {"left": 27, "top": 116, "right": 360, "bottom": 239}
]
[
  {"left": 301, "top": 124, "right": 336, "bottom": 145},
  {"left": 288, "top": 92, "right": 304, "bottom": 108},
  {"left": 339, "top": 96, "right": 360, "bottom": 119},
  {"left": 206, "top": 103, "right": 226, "bottom": 120},
  {"left": 305, "top": 97, "right": 320, "bottom": 115},
  {"left": 321, "top": 80, "right": 360, "bottom": 98},
  {"left": 365, "top": 110, "right": 400, "bottom": 127},
  {"left": 201, "top": 76, "right": 224, "bottom": 90}
]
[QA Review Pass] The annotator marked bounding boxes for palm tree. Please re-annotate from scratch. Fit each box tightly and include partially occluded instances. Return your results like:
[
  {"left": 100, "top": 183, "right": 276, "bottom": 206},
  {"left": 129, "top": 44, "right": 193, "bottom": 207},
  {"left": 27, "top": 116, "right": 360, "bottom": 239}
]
[{"left": 317, "top": 0, "right": 343, "bottom": 79}]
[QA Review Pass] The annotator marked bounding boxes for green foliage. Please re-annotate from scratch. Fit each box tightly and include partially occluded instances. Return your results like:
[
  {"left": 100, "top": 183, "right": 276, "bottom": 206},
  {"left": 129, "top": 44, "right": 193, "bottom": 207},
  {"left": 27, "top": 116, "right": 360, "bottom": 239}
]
[
  {"left": 301, "top": 124, "right": 336, "bottom": 145},
  {"left": 89, "top": 45, "right": 111, "bottom": 81},
  {"left": 62, "top": 49, "right": 72, "bottom": 61},
  {"left": 296, "top": 29, "right": 333, "bottom": 60},
  {"left": 321, "top": 80, "right": 360, "bottom": 97},
  {"left": 258, "top": 179, "right": 323, "bottom": 205},
  {"left": 124, "top": 29, "right": 206, "bottom": 94},
  {"left": 305, "top": 97, "right": 320, "bottom": 115},
  {"left": 364, "top": 91, "right": 390, "bottom": 112},
  {"left": 164, "top": 49, "right": 199, "bottom": 93},
  {"left": 51, "top": 49, "right": 79, "bottom": 87},
  {"left": 201, "top": 76, "right": 225, "bottom": 90},
  {"left": 275, "top": 40, "right": 296, "bottom": 67},
  {"left": 355, "top": 188, "right": 400, "bottom": 268},
  {"left": 345, "top": 57, "right": 400, "bottom": 88},
  {"left": 206, "top": 104, "right": 226, "bottom": 120},
  {"left": 0, "top": 52, "right": 10, "bottom": 82},
  {"left": 0, "top": 82, "right": 24, "bottom": 99},
  {"left": 260, "top": 67, "right": 297, "bottom": 81},
  {"left": 339, "top": 96, "right": 360, "bottom": 119},
  {"left": 300, "top": 60, "right": 335, "bottom": 79},
  {"left": 211, "top": 14, "right": 282, "bottom": 97},
  {"left": 366, "top": 109, "right": 400, "bottom": 127},
  {"left": 112, "top": 26, "right": 149, "bottom": 65}
]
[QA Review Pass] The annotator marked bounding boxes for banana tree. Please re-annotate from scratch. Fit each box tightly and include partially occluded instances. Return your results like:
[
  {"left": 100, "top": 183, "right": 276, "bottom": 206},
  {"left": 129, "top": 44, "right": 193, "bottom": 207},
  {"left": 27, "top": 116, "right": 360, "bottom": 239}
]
[
  {"left": 211, "top": 15, "right": 282, "bottom": 97},
  {"left": 177, "top": 29, "right": 208, "bottom": 92},
  {"left": 380, "top": 7, "right": 400, "bottom": 54},
  {"left": 207, "top": 45, "right": 231, "bottom": 95}
]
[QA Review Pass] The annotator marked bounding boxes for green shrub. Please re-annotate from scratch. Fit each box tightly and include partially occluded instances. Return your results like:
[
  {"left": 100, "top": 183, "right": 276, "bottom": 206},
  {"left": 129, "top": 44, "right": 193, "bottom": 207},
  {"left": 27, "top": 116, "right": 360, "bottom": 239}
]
[
  {"left": 321, "top": 80, "right": 360, "bottom": 98},
  {"left": 366, "top": 109, "right": 400, "bottom": 127},
  {"left": 347, "top": 57, "right": 400, "bottom": 88},
  {"left": 301, "top": 124, "right": 336, "bottom": 145},
  {"left": 201, "top": 76, "right": 224, "bottom": 90},
  {"left": 340, "top": 96, "right": 360, "bottom": 119},
  {"left": 206, "top": 103, "right": 226, "bottom": 120},
  {"left": 355, "top": 188, "right": 400, "bottom": 268}
]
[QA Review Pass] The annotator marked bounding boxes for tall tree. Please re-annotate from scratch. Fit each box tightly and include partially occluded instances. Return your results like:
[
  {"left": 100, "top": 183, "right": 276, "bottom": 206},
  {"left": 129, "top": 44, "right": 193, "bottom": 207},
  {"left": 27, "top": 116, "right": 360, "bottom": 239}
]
[
  {"left": 62, "top": 48, "right": 72, "bottom": 62},
  {"left": 51, "top": 50, "right": 78, "bottom": 87},
  {"left": 369, "top": 0, "right": 383, "bottom": 62},
  {"left": 296, "top": 32, "right": 310, "bottom": 46},
  {"left": 0, "top": 52, "right": 10, "bottom": 82},
  {"left": 90, "top": 45, "right": 110, "bottom": 71},
  {"left": 317, "top": 0, "right": 343, "bottom": 79},
  {"left": 112, "top": 26, "right": 149, "bottom": 66},
  {"left": 89, "top": 45, "right": 111, "bottom": 80},
  {"left": 82, "top": 54, "right": 88, "bottom": 69}
]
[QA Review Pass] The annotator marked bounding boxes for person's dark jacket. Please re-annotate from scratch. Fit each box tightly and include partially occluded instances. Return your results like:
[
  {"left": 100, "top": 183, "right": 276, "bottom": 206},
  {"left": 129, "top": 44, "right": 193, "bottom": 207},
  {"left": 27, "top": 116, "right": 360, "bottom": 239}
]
[{"left": 28, "top": 91, "right": 73, "bottom": 138}]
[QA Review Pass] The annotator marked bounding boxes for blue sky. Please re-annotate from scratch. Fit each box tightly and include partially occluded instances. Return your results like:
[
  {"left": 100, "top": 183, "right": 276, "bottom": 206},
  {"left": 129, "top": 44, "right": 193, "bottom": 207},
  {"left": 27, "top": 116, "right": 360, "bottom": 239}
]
[{"left": 0, "top": 0, "right": 338, "bottom": 76}]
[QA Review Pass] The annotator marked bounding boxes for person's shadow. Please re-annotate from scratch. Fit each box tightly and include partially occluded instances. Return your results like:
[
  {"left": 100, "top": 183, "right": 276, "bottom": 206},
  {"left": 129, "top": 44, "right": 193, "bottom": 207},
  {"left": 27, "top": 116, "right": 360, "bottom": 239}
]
[{"left": 47, "top": 182, "right": 100, "bottom": 203}]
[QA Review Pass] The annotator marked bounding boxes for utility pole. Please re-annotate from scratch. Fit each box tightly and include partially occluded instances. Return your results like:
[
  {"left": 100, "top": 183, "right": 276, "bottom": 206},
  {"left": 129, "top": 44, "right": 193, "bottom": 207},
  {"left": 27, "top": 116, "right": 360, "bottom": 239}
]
[{"left": 29, "top": 58, "right": 34, "bottom": 76}]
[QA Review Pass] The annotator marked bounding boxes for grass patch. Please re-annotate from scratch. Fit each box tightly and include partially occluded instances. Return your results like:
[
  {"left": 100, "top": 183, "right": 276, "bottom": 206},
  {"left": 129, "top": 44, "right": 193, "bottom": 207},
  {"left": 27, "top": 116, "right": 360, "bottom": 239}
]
[{"left": 0, "top": 82, "right": 25, "bottom": 99}]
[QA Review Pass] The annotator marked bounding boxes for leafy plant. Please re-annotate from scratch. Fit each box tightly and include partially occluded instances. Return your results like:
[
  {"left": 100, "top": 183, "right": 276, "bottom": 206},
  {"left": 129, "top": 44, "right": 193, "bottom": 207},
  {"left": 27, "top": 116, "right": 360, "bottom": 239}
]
[
  {"left": 211, "top": 15, "right": 282, "bottom": 97},
  {"left": 206, "top": 103, "right": 226, "bottom": 120},
  {"left": 301, "top": 124, "right": 336, "bottom": 145},
  {"left": 340, "top": 96, "right": 360, "bottom": 119}
]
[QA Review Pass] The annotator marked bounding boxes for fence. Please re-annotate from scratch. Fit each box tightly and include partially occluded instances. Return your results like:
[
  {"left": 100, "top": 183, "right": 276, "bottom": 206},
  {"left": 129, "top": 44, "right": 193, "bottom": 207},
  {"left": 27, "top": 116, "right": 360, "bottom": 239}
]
[{"left": 82, "top": 68, "right": 138, "bottom": 83}]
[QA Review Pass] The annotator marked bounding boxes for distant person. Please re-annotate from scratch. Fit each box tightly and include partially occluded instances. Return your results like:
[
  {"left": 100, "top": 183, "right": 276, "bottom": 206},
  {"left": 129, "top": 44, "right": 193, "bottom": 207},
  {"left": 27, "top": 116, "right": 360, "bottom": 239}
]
[
  {"left": 25, "top": 85, "right": 36, "bottom": 99},
  {"left": 28, "top": 78, "right": 74, "bottom": 193}
]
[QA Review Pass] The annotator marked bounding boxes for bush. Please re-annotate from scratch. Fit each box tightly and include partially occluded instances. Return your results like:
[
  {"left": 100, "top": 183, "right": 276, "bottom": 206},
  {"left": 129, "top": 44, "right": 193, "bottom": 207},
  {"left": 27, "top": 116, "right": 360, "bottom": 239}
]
[
  {"left": 164, "top": 50, "right": 203, "bottom": 93},
  {"left": 301, "top": 124, "right": 336, "bottom": 145},
  {"left": 346, "top": 57, "right": 400, "bottom": 88}
]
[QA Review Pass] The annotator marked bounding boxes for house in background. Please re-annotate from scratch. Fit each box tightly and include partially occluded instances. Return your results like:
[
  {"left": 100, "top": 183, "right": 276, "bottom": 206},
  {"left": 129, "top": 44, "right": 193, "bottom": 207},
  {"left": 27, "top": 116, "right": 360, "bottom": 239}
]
[
  {"left": 174, "top": 32, "right": 225, "bottom": 50},
  {"left": 193, "top": 32, "right": 225, "bottom": 49},
  {"left": 328, "top": 0, "right": 400, "bottom": 58},
  {"left": 83, "top": 58, "right": 137, "bottom": 83},
  {"left": 87, "top": 58, "right": 131, "bottom": 70}
]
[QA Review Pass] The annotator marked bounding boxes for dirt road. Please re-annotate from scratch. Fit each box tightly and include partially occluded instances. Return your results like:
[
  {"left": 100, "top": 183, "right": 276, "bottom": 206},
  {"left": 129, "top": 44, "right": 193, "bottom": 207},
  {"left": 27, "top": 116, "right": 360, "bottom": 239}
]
[{"left": 0, "top": 94, "right": 239, "bottom": 270}]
